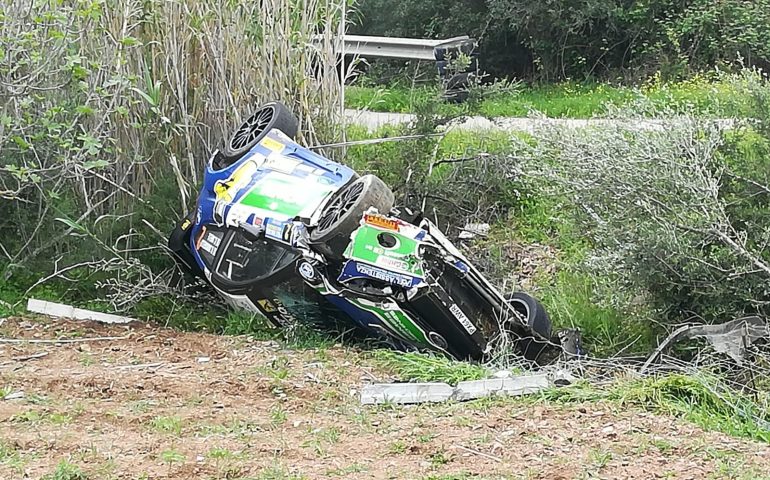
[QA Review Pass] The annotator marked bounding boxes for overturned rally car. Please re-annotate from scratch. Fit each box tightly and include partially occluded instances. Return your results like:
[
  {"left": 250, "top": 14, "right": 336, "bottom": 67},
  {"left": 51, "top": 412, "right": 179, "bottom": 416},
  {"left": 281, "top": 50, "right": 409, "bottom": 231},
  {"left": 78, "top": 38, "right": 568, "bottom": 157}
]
[{"left": 169, "top": 102, "right": 558, "bottom": 362}]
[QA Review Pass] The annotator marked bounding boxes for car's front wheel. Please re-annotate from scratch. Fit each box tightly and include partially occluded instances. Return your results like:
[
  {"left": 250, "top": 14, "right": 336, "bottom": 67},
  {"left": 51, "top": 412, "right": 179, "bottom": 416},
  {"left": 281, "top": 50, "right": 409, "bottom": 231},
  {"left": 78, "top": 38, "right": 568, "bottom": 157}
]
[{"left": 311, "top": 174, "right": 394, "bottom": 259}]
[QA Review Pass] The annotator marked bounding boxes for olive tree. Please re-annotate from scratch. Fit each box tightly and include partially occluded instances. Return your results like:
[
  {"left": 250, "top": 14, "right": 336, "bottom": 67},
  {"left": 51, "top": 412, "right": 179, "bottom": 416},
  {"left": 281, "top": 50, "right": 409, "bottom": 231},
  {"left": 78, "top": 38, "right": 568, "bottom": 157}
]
[{"left": 518, "top": 108, "right": 770, "bottom": 322}]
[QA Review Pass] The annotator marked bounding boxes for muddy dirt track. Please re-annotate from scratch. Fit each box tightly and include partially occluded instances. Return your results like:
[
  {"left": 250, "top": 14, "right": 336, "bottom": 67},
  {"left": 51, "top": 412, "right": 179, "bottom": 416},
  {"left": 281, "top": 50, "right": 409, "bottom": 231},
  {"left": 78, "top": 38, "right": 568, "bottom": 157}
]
[{"left": 1, "top": 316, "right": 769, "bottom": 479}]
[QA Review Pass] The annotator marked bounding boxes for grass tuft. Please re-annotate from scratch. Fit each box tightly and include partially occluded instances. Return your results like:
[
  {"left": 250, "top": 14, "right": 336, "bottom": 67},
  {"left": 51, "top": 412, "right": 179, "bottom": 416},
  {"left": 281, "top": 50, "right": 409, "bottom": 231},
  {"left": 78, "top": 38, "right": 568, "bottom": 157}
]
[
  {"left": 41, "top": 460, "right": 88, "bottom": 480},
  {"left": 372, "top": 350, "right": 488, "bottom": 384},
  {"left": 542, "top": 374, "right": 770, "bottom": 443}
]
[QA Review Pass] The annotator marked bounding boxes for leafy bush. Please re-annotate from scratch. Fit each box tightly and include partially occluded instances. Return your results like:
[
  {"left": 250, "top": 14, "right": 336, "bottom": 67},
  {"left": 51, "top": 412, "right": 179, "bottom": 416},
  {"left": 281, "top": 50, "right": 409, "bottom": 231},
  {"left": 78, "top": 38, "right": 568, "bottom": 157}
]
[
  {"left": 518, "top": 69, "right": 770, "bottom": 325},
  {"left": 354, "top": 0, "right": 770, "bottom": 81}
]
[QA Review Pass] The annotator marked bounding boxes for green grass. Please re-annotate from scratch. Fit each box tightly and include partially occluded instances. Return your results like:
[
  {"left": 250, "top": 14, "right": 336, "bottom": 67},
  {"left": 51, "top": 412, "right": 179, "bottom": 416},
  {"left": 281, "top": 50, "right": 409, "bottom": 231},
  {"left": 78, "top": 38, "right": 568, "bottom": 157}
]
[
  {"left": 0, "top": 439, "right": 27, "bottom": 473},
  {"left": 372, "top": 350, "right": 488, "bottom": 384},
  {"left": 149, "top": 415, "right": 183, "bottom": 436},
  {"left": 541, "top": 374, "right": 770, "bottom": 444},
  {"left": 41, "top": 460, "right": 88, "bottom": 480},
  {"left": 538, "top": 270, "right": 656, "bottom": 357},
  {"left": 158, "top": 449, "right": 185, "bottom": 465},
  {"left": 345, "top": 75, "right": 756, "bottom": 119}
]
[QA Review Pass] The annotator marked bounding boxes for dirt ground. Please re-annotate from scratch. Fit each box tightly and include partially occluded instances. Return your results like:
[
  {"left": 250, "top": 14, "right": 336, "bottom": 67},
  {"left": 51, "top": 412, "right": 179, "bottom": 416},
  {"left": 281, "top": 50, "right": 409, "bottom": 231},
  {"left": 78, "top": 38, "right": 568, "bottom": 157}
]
[{"left": 1, "top": 316, "right": 770, "bottom": 480}]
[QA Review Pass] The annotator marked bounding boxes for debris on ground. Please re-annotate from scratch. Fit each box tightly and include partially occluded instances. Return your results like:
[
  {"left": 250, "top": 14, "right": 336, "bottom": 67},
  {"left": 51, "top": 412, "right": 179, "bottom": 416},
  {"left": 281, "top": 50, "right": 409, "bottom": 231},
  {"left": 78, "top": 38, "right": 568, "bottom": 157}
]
[
  {"left": 2, "top": 391, "right": 25, "bottom": 401},
  {"left": 361, "top": 369, "right": 575, "bottom": 404},
  {"left": 641, "top": 316, "right": 769, "bottom": 372},
  {"left": 26, "top": 298, "right": 136, "bottom": 324},
  {"left": 3, "top": 316, "right": 770, "bottom": 479},
  {"left": 458, "top": 223, "right": 490, "bottom": 240}
]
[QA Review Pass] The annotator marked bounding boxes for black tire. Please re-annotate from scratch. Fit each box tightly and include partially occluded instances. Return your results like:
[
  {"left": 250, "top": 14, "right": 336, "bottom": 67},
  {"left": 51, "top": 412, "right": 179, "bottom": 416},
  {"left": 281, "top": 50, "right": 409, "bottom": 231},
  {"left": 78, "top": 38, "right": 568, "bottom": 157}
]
[
  {"left": 311, "top": 175, "right": 394, "bottom": 259},
  {"left": 168, "top": 212, "right": 204, "bottom": 279},
  {"left": 220, "top": 102, "right": 298, "bottom": 165},
  {"left": 505, "top": 292, "right": 552, "bottom": 362}
]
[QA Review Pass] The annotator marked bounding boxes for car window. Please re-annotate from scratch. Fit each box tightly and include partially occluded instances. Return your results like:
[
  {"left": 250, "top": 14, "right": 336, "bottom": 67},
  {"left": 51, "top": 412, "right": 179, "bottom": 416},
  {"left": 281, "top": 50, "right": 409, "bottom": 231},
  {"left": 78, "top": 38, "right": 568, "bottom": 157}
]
[{"left": 216, "top": 231, "right": 296, "bottom": 282}]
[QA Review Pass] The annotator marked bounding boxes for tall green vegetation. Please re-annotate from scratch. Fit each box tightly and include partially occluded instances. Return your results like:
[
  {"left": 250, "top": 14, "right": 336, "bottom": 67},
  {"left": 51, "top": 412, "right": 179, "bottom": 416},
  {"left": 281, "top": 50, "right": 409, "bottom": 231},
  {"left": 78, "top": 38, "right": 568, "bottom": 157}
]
[
  {"left": 353, "top": 0, "right": 770, "bottom": 81},
  {"left": 515, "top": 69, "right": 770, "bottom": 326},
  {"left": 344, "top": 69, "right": 770, "bottom": 353},
  {"left": 0, "top": 0, "right": 345, "bottom": 304}
]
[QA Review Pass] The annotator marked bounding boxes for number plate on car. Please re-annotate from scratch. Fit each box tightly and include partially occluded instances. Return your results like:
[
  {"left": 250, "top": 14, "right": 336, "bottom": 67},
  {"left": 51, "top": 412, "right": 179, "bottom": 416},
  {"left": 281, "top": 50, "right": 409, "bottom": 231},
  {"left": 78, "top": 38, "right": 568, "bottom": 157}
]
[{"left": 449, "top": 304, "right": 477, "bottom": 335}]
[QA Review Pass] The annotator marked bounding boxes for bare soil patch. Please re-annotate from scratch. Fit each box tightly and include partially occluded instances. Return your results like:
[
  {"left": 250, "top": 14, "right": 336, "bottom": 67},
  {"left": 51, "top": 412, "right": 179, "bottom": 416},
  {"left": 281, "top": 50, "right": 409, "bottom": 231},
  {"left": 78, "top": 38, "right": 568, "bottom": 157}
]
[{"left": 1, "top": 317, "right": 769, "bottom": 479}]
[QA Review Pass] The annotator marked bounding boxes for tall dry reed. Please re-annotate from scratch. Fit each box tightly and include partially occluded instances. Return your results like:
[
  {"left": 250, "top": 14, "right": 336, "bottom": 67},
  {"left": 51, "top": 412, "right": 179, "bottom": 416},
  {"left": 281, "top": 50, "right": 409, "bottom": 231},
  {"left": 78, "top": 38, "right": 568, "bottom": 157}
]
[{"left": 0, "top": 0, "right": 347, "bottom": 276}]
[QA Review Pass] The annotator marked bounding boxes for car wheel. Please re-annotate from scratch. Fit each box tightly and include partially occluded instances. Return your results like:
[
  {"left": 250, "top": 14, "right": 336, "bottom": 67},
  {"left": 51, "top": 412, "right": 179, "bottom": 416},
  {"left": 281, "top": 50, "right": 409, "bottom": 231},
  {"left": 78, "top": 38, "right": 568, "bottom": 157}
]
[
  {"left": 505, "top": 292, "right": 552, "bottom": 362},
  {"left": 220, "top": 101, "right": 299, "bottom": 166},
  {"left": 311, "top": 174, "right": 394, "bottom": 259}
]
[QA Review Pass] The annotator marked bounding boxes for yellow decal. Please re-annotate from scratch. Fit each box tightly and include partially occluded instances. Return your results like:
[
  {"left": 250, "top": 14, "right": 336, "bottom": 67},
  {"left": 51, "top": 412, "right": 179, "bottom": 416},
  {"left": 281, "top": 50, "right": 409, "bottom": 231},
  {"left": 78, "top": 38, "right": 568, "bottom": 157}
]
[
  {"left": 260, "top": 136, "right": 285, "bottom": 153},
  {"left": 214, "top": 160, "right": 258, "bottom": 203},
  {"left": 180, "top": 219, "right": 191, "bottom": 230},
  {"left": 256, "top": 299, "right": 277, "bottom": 312}
]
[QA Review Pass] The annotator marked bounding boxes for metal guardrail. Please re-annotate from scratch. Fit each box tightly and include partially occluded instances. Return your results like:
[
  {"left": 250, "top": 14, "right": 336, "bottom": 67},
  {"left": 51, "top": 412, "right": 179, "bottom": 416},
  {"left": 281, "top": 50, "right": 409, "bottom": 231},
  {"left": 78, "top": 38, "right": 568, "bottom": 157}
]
[
  {"left": 316, "top": 34, "right": 479, "bottom": 102},
  {"left": 340, "top": 35, "right": 472, "bottom": 61}
]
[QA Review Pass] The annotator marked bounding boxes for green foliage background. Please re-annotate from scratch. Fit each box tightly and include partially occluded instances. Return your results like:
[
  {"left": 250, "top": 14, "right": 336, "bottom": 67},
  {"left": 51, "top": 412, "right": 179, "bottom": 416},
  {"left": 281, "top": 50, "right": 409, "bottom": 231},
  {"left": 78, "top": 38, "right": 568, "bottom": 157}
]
[{"left": 353, "top": 0, "right": 770, "bottom": 81}]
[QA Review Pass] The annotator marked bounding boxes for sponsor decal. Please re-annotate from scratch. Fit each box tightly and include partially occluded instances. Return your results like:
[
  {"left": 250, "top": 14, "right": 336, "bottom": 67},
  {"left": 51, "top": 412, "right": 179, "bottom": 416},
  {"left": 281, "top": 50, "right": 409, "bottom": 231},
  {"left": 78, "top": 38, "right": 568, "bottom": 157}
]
[
  {"left": 364, "top": 213, "right": 399, "bottom": 231},
  {"left": 200, "top": 239, "right": 217, "bottom": 256},
  {"left": 264, "top": 153, "right": 300, "bottom": 174},
  {"left": 225, "top": 204, "right": 252, "bottom": 227},
  {"left": 449, "top": 303, "right": 477, "bottom": 335},
  {"left": 204, "top": 232, "right": 221, "bottom": 247},
  {"left": 297, "top": 261, "right": 316, "bottom": 281},
  {"left": 180, "top": 219, "right": 191, "bottom": 230},
  {"left": 356, "top": 263, "right": 414, "bottom": 288},
  {"left": 376, "top": 255, "right": 409, "bottom": 271},
  {"left": 256, "top": 299, "right": 277, "bottom": 313},
  {"left": 258, "top": 178, "right": 304, "bottom": 206},
  {"left": 214, "top": 160, "right": 258, "bottom": 203},
  {"left": 251, "top": 216, "right": 263, "bottom": 227},
  {"left": 271, "top": 298, "right": 296, "bottom": 326},
  {"left": 259, "top": 136, "right": 284, "bottom": 152},
  {"left": 265, "top": 221, "right": 284, "bottom": 239},
  {"left": 282, "top": 223, "right": 292, "bottom": 242}
]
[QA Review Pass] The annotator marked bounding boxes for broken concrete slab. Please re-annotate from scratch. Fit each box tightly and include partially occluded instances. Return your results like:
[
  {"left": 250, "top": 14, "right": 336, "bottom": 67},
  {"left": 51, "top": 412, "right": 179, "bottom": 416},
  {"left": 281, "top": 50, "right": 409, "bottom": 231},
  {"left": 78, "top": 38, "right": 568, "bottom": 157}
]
[
  {"left": 454, "top": 374, "right": 549, "bottom": 401},
  {"left": 360, "top": 369, "right": 575, "bottom": 404},
  {"left": 360, "top": 382, "right": 454, "bottom": 405},
  {"left": 27, "top": 298, "right": 136, "bottom": 324}
]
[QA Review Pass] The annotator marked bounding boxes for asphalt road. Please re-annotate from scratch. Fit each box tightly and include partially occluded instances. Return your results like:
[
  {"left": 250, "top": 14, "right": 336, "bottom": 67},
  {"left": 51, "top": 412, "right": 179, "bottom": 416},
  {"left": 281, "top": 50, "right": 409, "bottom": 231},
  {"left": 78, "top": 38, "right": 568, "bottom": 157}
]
[{"left": 344, "top": 109, "right": 735, "bottom": 133}]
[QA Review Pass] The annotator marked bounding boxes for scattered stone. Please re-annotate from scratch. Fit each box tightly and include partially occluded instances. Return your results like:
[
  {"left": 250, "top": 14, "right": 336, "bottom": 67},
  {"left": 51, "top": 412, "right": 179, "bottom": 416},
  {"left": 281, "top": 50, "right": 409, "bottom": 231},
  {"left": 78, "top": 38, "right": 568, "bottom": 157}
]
[
  {"left": 3, "top": 391, "right": 25, "bottom": 401},
  {"left": 196, "top": 357, "right": 210, "bottom": 363},
  {"left": 361, "top": 370, "right": 575, "bottom": 404}
]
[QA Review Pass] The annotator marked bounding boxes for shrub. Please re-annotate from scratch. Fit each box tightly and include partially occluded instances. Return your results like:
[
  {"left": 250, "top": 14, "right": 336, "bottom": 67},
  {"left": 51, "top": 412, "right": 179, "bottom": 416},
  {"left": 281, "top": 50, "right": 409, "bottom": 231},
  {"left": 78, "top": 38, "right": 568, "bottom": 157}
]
[{"left": 518, "top": 69, "right": 770, "bottom": 324}]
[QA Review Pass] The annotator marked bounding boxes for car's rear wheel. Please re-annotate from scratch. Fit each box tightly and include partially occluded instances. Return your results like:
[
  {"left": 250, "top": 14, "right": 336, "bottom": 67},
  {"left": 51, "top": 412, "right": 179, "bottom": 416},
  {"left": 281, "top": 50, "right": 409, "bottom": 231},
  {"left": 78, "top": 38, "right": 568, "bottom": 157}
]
[
  {"left": 504, "top": 292, "right": 552, "bottom": 362},
  {"left": 311, "top": 174, "right": 394, "bottom": 259},
  {"left": 219, "top": 101, "right": 298, "bottom": 166}
]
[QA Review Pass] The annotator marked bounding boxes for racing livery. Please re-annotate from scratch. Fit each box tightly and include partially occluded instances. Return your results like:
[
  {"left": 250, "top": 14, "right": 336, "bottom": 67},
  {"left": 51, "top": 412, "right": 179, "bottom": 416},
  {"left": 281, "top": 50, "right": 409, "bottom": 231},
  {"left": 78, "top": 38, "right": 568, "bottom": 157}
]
[{"left": 169, "top": 102, "right": 554, "bottom": 361}]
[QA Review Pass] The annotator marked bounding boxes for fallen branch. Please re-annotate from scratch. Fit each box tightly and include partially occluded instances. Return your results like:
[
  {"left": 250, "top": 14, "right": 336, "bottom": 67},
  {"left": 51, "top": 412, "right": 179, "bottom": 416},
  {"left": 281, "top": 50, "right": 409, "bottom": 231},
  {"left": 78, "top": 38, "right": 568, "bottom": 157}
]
[
  {"left": 11, "top": 352, "right": 49, "bottom": 361},
  {"left": 26, "top": 298, "right": 136, "bottom": 324},
  {"left": 0, "top": 336, "right": 128, "bottom": 344},
  {"left": 114, "top": 362, "right": 164, "bottom": 370},
  {"left": 309, "top": 132, "right": 445, "bottom": 150},
  {"left": 454, "top": 445, "right": 502, "bottom": 462}
]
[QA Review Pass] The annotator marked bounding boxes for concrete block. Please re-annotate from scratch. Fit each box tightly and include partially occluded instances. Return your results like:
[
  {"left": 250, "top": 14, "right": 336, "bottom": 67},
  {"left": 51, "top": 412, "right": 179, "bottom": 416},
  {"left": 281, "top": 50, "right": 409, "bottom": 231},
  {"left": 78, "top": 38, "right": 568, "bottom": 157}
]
[
  {"left": 27, "top": 298, "right": 135, "bottom": 324},
  {"left": 360, "top": 382, "right": 454, "bottom": 405},
  {"left": 454, "top": 374, "right": 550, "bottom": 401}
]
